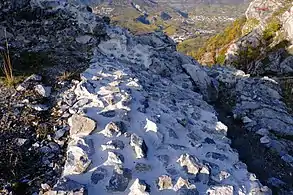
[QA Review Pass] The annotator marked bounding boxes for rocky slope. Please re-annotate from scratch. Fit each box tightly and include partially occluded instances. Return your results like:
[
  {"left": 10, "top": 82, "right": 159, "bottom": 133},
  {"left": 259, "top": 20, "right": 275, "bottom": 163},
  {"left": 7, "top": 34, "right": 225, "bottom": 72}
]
[
  {"left": 224, "top": 0, "right": 293, "bottom": 74},
  {"left": 0, "top": 0, "right": 293, "bottom": 195}
]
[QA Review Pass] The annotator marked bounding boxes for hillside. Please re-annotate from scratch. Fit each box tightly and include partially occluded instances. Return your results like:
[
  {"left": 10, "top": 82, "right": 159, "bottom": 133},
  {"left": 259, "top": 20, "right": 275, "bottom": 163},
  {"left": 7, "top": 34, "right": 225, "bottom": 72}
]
[{"left": 92, "top": 2, "right": 248, "bottom": 40}]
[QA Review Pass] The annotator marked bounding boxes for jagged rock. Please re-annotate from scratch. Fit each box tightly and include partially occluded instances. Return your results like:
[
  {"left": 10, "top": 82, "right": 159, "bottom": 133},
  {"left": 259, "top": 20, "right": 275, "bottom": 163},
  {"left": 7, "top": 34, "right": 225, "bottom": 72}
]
[
  {"left": 31, "top": 104, "right": 49, "bottom": 111},
  {"left": 101, "top": 121, "right": 126, "bottom": 137},
  {"left": 242, "top": 116, "right": 253, "bottom": 123},
  {"left": 281, "top": 154, "right": 293, "bottom": 164},
  {"left": 260, "top": 136, "right": 270, "bottom": 144},
  {"left": 48, "top": 142, "right": 60, "bottom": 153},
  {"left": 130, "top": 134, "right": 148, "bottom": 159},
  {"left": 256, "top": 128, "right": 269, "bottom": 136},
  {"left": 45, "top": 178, "right": 87, "bottom": 195},
  {"left": 76, "top": 35, "right": 92, "bottom": 44},
  {"left": 206, "top": 185, "right": 234, "bottom": 195},
  {"left": 245, "top": 0, "right": 283, "bottom": 21},
  {"left": 173, "top": 177, "right": 196, "bottom": 191},
  {"left": 129, "top": 179, "right": 150, "bottom": 195},
  {"left": 16, "top": 74, "right": 42, "bottom": 91},
  {"left": 35, "top": 84, "right": 52, "bottom": 97},
  {"left": 144, "top": 118, "right": 158, "bottom": 132},
  {"left": 107, "top": 167, "right": 132, "bottom": 192},
  {"left": 91, "top": 167, "right": 108, "bottom": 184},
  {"left": 68, "top": 114, "right": 96, "bottom": 137},
  {"left": 41, "top": 183, "right": 51, "bottom": 190},
  {"left": 15, "top": 138, "right": 29, "bottom": 146},
  {"left": 282, "top": 6, "right": 293, "bottom": 42},
  {"left": 211, "top": 170, "right": 231, "bottom": 183},
  {"left": 182, "top": 64, "right": 212, "bottom": 100},
  {"left": 63, "top": 138, "right": 92, "bottom": 175},
  {"left": 54, "top": 128, "right": 67, "bottom": 140},
  {"left": 104, "top": 151, "right": 124, "bottom": 166},
  {"left": 157, "top": 175, "right": 173, "bottom": 190},
  {"left": 177, "top": 153, "right": 201, "bottom": 175},
  {"left": 101, "top": 140, "right": 125, "bottom": 151}
]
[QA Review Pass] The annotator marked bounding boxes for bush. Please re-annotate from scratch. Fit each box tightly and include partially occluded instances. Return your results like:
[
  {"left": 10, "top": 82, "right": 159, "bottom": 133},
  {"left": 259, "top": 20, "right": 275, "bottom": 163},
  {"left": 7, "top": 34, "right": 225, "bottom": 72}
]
[
  {"left": 263, "top": 18, "right": 281, "bottom": 41},
  {"left": 242, "top": 18, "right": 259, "bottom": 35},
  {"left": 193, "top": 16, "right": 247, "bottom": 65}
]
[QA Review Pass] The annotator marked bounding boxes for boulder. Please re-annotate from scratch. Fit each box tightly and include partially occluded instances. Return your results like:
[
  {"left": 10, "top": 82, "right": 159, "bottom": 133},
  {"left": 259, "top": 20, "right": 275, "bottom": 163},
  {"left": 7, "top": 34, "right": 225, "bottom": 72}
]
[
  {"left": 129, "top": 179, "right": 150, "bottom": 195},
  {"left": 130, "top": 133, "right": 148, "bottom": 159},
  {"left": 68, "top": 114, "right": 96, "bottom": 137}
]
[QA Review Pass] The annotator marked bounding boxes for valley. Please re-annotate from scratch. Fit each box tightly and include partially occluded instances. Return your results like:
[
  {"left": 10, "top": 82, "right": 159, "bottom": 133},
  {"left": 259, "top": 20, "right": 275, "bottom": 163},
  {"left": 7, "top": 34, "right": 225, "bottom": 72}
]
[{"left": 91, "top": 1, "right": 249, "bottom": 54}]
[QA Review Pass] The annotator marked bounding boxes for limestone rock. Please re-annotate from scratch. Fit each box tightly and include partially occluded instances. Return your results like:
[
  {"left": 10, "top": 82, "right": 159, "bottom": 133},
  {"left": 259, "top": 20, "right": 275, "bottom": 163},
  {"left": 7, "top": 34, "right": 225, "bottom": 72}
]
[
  {"left": 35, "top": 84, "right": 52, "bottom": 97},
  {"left": 260, "top": 136, "right": 270, "bottom": 144},
  {"left": 63, "top": 142, "right": 91, "bottom": 175},
  {"left": 173, "top": 177, "right": 196, "bottom": 191},
  {"left": 76, "top": 35, "right": 92, "bottom": 44},
  {"left": 129, "top": 179, "right": 150, "bottom": 195},
  {"left": 130, "top": 133, "right": 148, "bottom": 159},
  {"left": 206, "top": 185, "right": 234, "bottom": 195},
  {"left": 101, "top": 140, "right": 125, "bottom": 151},
  {"left": 182, "top": 64, "right": 212, "bottom": 100},
  {"left": 104, "top": 151, "right": 124, "bottom": 166},
  {"left": 68, "top": 114, "right": 96, "bottom": 137},
  {"left": 157, "top": 175, "right": 173, "bottom": 190},
  {"left": 101, "top": 121, "right": 126, "bottom": 137},
  {"left": 177, "top": 153, "right": 201, "bottom": 175},
  {"left": 45, "top": 178, "right": 87, "bottom": 195}
]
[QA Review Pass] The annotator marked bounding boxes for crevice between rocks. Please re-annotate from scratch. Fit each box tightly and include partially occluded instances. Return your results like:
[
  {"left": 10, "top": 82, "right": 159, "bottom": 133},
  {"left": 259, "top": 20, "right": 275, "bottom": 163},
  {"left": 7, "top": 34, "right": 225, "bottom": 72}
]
[{"left": 212, "top": 82, "right": 293, "bottom": 195}]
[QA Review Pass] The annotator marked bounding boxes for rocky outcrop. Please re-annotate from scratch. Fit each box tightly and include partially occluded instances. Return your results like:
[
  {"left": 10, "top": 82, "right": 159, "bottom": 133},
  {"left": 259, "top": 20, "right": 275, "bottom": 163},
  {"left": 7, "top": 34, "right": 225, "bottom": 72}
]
[
  {"left": 48, "top": 17, "right": 273, "bottom": 195},
  {"left": 224, "top": 0, "right": 293, "bottom": 76},
  {"left": 245, "top": 0, "right": 283, "bottom": 22},
  {"left": 282, "top": 5, "right": 293, "bottom": 42}
]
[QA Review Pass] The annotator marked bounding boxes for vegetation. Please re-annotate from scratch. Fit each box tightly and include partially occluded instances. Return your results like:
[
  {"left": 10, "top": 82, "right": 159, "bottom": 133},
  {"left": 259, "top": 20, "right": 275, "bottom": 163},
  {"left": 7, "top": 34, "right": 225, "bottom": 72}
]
[
  {"left": 178, "top": 16, "right": 246, "bottom": 65},
  {"left": 263, "top": 17, "right": 281, "bottom": 41},
  {"left": 242, "top": 18, "right": 259, "bottom": 35},
  {"left": 0, "top": 29, "right": 14, "bottom": 86},
  {"left": 235, "top": 45, "right": 261, "bottom": 71},
  {"left": 58, "top": 71, "right": 78, "bottom": 81},
  {"left": 163, "top": 25, "right": 178, "bottom": 36},
  {"left": 0, "top": 43, "right": 14, "bottom": 86}
]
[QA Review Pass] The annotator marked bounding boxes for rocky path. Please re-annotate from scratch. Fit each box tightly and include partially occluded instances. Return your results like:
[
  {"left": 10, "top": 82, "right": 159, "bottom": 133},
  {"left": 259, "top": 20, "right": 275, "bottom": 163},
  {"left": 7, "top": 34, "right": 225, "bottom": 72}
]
[{"left": 45, "top": 28, "right": 271, "bottom": 194}]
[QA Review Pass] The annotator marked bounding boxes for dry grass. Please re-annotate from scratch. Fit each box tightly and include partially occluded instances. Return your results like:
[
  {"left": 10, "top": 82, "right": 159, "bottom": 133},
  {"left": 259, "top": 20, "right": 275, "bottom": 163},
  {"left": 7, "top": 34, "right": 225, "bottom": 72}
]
[
  {"left": 57, "top": 71, "right": 78, "bottom": 81},
  {"left": 0, "top": 30, "right": 14, "bottom": 86}
]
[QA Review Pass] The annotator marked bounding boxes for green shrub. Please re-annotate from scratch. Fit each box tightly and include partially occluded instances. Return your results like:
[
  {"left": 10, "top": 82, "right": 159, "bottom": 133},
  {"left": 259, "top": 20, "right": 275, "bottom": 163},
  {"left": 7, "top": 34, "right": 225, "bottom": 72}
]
[
  {"left": 216, "top": 54, "right": 226, "bottom": 65},
  {"left": 234, "top": 45, "right": 260, "bottom": 71},
  {"left": 242, "top": 18, "right": 260, "bottom": 35},
  {"left": 263, "top": 18, "right": 281, "bottom": 41},
  {"left": 194, "top": 16, "right": 246, "bottom": 65}
]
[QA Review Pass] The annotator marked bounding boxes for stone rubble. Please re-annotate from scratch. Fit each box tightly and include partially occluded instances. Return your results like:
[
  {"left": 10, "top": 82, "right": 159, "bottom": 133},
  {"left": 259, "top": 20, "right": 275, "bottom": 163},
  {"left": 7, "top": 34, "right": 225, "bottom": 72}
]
[{"left": 45, "top": 23, "right": 273, "bottom": 195}]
